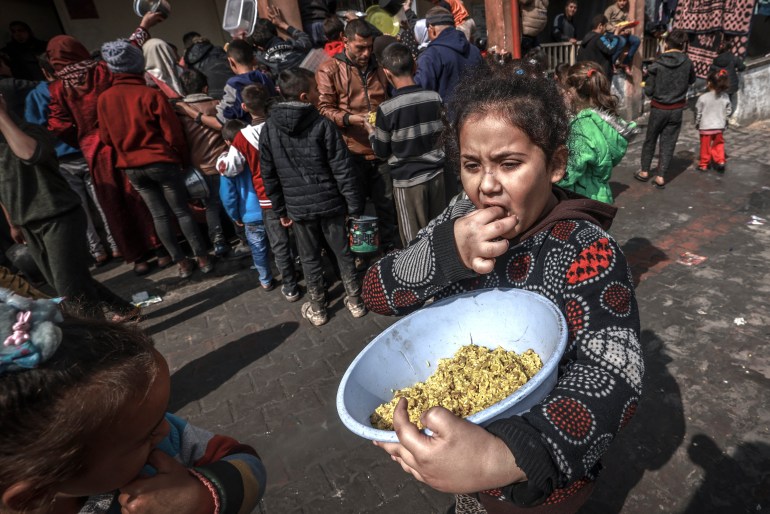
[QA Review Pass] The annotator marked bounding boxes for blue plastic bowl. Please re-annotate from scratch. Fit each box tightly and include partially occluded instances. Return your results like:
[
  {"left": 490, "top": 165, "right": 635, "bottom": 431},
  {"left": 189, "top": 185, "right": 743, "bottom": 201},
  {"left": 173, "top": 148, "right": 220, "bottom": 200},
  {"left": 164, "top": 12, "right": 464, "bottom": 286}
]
[{"left": 336, "top": 288, "right": 568, "bottom": 442}]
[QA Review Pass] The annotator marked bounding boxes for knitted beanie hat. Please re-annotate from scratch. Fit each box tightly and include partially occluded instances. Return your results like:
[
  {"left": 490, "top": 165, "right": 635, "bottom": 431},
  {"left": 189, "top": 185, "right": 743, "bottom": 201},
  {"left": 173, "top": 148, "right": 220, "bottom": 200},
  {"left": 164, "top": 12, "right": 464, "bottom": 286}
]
[
  {"left": 425, "top": 7, "right": 455, "bottom": 27},
  {"left": 101, "top": 39, "right": 145, "bottom": 74}
]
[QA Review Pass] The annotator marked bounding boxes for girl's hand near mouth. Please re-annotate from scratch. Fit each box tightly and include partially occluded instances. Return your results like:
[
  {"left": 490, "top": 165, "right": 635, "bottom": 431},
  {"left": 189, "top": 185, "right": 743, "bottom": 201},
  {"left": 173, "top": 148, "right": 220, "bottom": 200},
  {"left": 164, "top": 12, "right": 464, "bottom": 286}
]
[{"left": 454, "top": 206, "right": 518, "bottom": 274}]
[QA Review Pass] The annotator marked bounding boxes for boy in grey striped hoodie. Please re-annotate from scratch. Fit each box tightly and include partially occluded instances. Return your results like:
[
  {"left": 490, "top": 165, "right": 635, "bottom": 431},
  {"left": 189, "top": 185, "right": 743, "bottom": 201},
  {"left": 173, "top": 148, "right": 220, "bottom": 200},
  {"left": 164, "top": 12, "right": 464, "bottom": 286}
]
[{"left": 365, "top": 43, "right": 447, "bottom": 247}]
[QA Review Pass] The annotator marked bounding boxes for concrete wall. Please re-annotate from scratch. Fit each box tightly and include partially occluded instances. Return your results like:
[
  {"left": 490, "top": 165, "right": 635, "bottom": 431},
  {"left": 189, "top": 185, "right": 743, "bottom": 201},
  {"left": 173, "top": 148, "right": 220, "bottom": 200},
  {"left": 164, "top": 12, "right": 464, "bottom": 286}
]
[
  {"left": 735, "top": 58, "right": 770, "bottom": 125},
  {"left": 51, "top": 0, "right": 230, "bottom": 52}
]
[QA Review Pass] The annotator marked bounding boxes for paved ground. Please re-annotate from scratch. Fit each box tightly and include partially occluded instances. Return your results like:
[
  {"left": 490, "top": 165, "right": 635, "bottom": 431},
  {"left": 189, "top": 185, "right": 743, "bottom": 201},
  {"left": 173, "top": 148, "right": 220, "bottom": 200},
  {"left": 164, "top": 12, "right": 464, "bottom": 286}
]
[{"left": 95, "top": 112, "right": 770, "bottom": 514}]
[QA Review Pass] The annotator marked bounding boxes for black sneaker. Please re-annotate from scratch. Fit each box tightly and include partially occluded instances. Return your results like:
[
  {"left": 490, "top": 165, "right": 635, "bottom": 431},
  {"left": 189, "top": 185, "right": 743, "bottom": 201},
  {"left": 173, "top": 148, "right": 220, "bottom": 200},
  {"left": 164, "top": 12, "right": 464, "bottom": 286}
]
[
  {"left": 214, "top": 241, "right": 230, "bottom": 257},
  {"left": 281, "top": 285, "right": 300, "bottom": 302},
  {"left": 261, "top": 279, "right": 276, "bottom": 291}
]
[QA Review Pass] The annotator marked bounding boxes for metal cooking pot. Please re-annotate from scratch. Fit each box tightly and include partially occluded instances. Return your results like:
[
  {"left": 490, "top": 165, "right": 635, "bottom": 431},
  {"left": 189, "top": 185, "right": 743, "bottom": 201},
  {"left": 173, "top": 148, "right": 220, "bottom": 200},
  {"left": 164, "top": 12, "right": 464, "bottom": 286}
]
[
  {"left": 183, "top": 166, "right": 210, "bottom": 200},
  {"left": 134, "top": 0, "right": 171, "bottom": 18}
]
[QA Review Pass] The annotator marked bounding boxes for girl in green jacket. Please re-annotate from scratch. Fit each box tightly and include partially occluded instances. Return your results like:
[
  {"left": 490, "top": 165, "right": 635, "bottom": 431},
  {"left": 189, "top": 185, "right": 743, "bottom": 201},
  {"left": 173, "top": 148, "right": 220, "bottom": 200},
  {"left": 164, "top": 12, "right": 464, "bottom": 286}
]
[{"left": 558, "top": 61, "right": 637, "bottom": 204}]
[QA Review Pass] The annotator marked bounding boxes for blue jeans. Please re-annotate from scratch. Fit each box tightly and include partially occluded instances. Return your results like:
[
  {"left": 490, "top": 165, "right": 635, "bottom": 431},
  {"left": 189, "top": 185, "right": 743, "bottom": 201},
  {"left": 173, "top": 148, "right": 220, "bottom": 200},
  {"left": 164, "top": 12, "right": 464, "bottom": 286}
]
[
  {"left": 612, "top": 33, "right": 641, "bottom": 65},
  {"left": 245, "top": 222, "right": 273, "bottom": 286}
]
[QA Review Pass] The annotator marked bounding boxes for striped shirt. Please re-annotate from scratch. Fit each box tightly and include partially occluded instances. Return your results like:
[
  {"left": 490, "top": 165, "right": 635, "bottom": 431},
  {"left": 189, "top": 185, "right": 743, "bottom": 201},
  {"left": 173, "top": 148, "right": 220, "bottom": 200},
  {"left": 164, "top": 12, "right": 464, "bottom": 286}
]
[{"left": 370, "top": 85, "right": 446, "bottom": 187}]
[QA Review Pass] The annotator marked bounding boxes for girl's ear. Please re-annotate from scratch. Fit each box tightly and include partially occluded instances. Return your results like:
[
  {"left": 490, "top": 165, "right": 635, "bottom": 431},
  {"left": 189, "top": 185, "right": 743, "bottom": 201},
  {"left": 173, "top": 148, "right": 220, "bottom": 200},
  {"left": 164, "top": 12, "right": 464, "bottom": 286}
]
[
  {"left": 549, "top": 146, "right": 569, "bottom": 184},
  {"left": 3, "top": 481, "right": 53, "bottom": 511}
]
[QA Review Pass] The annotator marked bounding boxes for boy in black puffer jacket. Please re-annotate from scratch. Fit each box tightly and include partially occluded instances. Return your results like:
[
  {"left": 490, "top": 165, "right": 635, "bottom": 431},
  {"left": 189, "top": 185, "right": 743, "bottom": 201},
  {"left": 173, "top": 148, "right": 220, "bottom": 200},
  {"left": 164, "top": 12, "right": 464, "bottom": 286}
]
[{"left": 259, "top": 67, "right": 366, "bottom": 326}]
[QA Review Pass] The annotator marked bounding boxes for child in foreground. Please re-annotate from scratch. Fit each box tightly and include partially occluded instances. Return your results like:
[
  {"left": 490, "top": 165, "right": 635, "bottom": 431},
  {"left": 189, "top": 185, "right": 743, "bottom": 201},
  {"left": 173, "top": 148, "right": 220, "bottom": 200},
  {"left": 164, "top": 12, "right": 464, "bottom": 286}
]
[
  {"left": 363, "top": 60, "right": 642, "bottom": 513},
  {"left": 0, "top": 290, "right": 266, "bottom": 513},
  {"left": 558, "top": 61, "right": 637, "bottom": 204},
  {"left": 695, "top": 69, "right": 732, "bottom": 173}
]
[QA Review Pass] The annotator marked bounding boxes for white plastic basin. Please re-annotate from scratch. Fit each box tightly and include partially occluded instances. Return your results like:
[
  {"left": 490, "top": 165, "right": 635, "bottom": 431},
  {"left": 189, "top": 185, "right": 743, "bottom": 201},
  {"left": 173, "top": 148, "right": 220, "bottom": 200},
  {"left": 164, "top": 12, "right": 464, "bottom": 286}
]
[{"left": 336, "top": 288, "right": 568, "bottom": 442}]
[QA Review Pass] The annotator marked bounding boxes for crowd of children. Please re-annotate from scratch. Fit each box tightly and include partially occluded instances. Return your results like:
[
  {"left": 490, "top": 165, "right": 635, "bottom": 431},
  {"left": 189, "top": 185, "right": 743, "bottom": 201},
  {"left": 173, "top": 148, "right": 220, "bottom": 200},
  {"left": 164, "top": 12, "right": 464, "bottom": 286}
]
[{"left": 0, "top": 4, "right": 753, "bottom": 513}]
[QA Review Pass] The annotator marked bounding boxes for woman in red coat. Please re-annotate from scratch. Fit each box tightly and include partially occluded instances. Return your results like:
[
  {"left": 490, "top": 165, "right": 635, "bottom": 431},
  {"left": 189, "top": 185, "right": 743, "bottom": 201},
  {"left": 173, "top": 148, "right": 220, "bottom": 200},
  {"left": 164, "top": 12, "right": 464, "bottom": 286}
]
[{"left": 46, "top": 13, "right": 166, "bottom": 274}]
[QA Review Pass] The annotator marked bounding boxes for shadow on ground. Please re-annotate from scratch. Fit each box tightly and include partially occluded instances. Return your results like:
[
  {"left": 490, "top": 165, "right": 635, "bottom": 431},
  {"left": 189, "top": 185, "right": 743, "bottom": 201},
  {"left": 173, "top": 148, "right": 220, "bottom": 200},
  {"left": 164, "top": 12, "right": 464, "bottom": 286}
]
[
  {"left": 142, "top": 273, "right": 256, "bottom": 335},
  {"left": 680, "top": 435, "right": 770, "bottom": 513},
  {"left": 578, "top": 329, "right": 685, "bottom": 513},
  {"left": 169, "top": 321, "right": 299, "bottom": 412},
  {"left": 620, "top": 237, "right": 668, "bottom": 287}
]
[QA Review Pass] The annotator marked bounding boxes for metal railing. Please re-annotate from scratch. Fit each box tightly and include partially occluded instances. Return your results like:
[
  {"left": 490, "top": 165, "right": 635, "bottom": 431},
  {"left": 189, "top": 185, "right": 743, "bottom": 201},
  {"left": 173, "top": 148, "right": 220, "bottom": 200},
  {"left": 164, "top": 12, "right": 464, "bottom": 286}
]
[
  {"left": 540, "top": 42, "right": 577, "bottom": 72},
  {"left": 541, "top": 35, "right": 664, "bottom": 72}
]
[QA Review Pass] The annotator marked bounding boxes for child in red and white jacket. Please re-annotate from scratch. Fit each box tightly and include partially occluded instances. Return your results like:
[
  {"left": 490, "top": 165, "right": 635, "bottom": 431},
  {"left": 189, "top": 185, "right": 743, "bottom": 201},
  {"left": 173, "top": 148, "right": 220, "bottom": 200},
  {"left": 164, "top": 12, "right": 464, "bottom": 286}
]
[{"left": 217, "top": 84, "right": 300, "bottom": 302}]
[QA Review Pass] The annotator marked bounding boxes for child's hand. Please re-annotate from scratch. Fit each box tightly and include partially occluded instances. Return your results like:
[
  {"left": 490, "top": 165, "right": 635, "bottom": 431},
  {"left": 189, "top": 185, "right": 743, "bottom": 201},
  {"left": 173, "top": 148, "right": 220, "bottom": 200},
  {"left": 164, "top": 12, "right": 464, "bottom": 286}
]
[
  {"left": 140, "top": 11, "right": 166, "bottom": 30},
  {"left": 373, "top": 398, "right": 524, "bottom": 493},
  {"left": 117, "top": 450, "right": 215, "bottom": 514},
  {"left": 363, "top": 119, "right": 375, "bottom": 135},
  {"left": 454, "top": 206, "right": 517, "bottom": 274},
  {"left": 280, "top": 216, "right": 293, "bottom": 228}
]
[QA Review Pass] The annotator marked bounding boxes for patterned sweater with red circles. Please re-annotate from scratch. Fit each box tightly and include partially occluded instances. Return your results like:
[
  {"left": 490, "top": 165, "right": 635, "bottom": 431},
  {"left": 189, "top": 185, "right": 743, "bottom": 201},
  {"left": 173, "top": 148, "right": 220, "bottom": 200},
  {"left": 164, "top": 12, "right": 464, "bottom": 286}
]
[{"left": 362, "top": 188, "right": 642, "bottom": 508}]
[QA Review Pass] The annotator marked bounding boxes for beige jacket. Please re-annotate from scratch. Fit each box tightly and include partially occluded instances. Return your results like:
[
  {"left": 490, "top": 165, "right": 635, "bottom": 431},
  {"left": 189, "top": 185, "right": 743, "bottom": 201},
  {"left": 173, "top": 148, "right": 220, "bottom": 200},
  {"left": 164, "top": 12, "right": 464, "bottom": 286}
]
[
  {"left": 520, "top": 0, "right": 549, "bottom": 37},
  {"left": 604, "top": 4, "right": 628, "bottom": 32}
]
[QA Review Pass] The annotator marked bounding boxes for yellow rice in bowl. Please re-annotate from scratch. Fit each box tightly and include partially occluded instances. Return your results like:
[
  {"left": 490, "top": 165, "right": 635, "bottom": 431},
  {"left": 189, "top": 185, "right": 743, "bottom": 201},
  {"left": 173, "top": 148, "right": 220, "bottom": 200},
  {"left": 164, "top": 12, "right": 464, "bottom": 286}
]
[{"left": 371, "top": 344, "right": 543, "bottom": 430}]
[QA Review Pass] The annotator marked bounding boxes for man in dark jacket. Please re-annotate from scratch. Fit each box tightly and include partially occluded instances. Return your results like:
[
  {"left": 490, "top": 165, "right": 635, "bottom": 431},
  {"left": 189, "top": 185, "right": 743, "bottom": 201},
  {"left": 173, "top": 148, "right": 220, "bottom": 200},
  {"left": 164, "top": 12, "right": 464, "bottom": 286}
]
[
  {"left": 260, "top": 68, "right": 365, "bottom": 326},
  {"left": 635, "top": 29, "right": 695, "bottom": 188},
  {"left": 414, "top": 7, "right": 482, "bottom": 103},
  {"left": 551, "top": 0, "right": 578, "bottom": 43},
  {"left": 251, "top": 6, "right": 313, "bottom": 77},
  {"left": 577, "top": 14, "right": 621, "bottom": 79},
  {"left": 183, "top": 37, "right": 234, "bottom": 100},
  {"left": 316, "top": 19, "right": 398, "bottom": 251}
]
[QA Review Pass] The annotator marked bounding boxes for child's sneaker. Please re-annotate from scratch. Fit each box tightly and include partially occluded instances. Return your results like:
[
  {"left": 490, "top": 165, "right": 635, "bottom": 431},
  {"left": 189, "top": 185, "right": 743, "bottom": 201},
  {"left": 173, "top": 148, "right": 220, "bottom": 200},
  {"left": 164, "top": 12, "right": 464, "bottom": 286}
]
[
  {"left": 282, "top": 284, "right": 300, "bottom": 302},
  {"left": 713, "top": 162, "right": 726, "bottom": 173},
  {"left": 344, "top": 297, "right": 367, "bottom": 318},
  {"left": 301, "top": 302, "right": 328, "bottom": 326}
]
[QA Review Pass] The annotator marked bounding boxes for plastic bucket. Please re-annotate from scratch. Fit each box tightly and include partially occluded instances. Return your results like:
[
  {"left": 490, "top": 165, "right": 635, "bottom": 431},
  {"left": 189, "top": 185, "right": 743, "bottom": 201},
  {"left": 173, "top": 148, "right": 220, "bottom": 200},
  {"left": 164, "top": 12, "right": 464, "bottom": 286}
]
[
  {"left": 349, "top": 216, "right": 379, "bottom": 254},
  {"left": 133, "top": 0, "right": 171, "bottom": 18},
  {"left": 336, "top": 288, "right": 569, "bottom": 442}
]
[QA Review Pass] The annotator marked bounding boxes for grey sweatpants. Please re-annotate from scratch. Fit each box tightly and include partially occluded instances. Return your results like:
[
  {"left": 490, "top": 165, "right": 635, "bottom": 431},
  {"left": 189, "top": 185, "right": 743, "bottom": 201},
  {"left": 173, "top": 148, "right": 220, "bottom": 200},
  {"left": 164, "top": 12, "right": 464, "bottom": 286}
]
[{"left": 393, "top": 172, "right": 447, "bottom": 247}]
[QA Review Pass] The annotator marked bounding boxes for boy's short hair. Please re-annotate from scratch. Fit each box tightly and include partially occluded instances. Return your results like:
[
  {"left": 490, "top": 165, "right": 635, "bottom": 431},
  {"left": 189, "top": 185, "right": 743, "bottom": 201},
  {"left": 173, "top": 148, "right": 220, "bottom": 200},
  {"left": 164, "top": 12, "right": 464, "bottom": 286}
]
[
  {"left": 567, "top": 0, "right": 578, "bottom": 5},
  {"left": 591, "top": 14, "right": 607, "bottom": 28},
  {"left": 183, "top": 31, "right": 201, "bottom": 48},
  {"left": 242, "top": 83, "right": 270, "bottom": 114},
  {"left": 222, "top": 119, "right": 248, "bottom": 142},
  {"left": 380, "top": 43, "right": 414, "bottom": 77},
  {"left": 179, "top": 68, "right": 208, "bottom": 95},
  {"left": 227, "top": 39, "right": 256, "bottom": 66},
  {"left": 36, "top": 52, "right": 54, "bottom": 76},
  {"left": 277, "top": 67, "right": 315, "bottom": 102},
  {"left": 323, "top": 16, "right": 345, "bottom": 41},
  {"left": 250, "top": 19, "right": 278, "bottom": 49},
  {"left": 666, "top": 29, "right": 688, "bottom": 50},
  {"left": 344, "top": 19, "right": 375, "bottom": 40}
]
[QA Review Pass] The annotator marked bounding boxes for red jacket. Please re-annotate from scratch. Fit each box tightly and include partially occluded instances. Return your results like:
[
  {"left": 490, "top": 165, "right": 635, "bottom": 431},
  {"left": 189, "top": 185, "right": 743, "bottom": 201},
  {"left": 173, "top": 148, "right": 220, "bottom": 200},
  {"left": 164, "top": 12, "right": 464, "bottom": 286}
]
[
  {"left": 231, "top": 127, "right": 271, "bottom": 208},
  {"left": 97, "top": 74, "right": 188, "bottom": 169}
]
